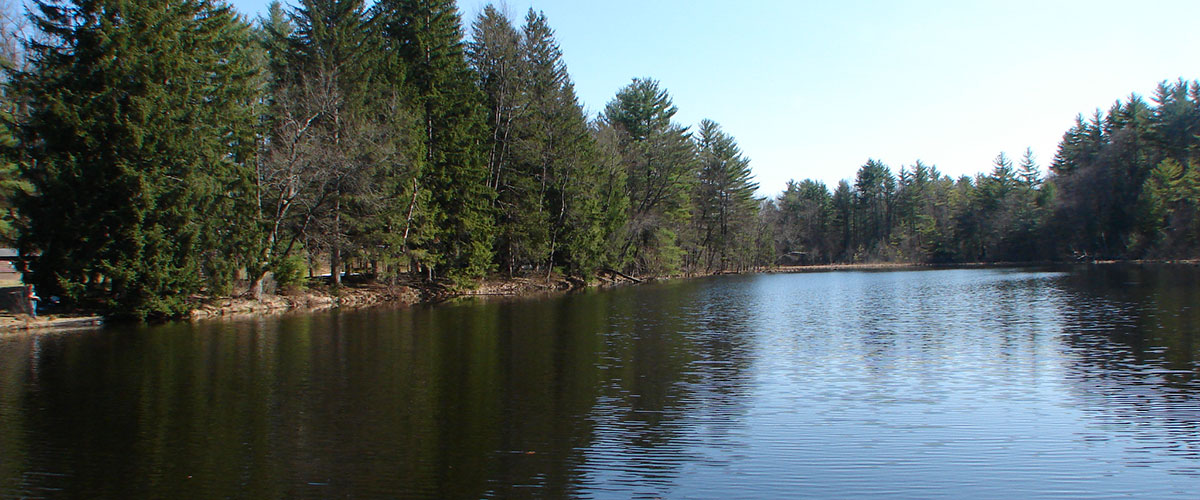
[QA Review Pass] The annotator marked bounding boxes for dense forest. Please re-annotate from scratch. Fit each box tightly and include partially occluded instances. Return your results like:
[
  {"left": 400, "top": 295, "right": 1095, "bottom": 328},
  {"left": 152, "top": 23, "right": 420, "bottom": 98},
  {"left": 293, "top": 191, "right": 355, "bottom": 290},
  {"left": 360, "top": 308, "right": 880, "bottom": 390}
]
[
  {"left": 770, "top": 81, "right": 1200, "bottom": 266},
  {"left": 0, "top": 0, "right": 1196, "bottom": 318}
]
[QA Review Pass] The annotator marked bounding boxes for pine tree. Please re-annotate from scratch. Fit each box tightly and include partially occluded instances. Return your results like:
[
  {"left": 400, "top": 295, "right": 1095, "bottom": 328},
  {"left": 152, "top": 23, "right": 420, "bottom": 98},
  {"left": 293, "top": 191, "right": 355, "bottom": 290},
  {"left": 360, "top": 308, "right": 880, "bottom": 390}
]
[
  {"left": 1052, "top": 113, "right": 1107, "bottom": 177},
  {"left": 18, "top": 0, "right": 260, "bottom": 318},
  {"left": 1149, "top": 79, "right": 1199, "bottom": 164},
  {"left": 853, "top": 159, "right": 895, "bottom": 253},
  {"left": 774, "top": 179, "right": 832, "bottom": 264},
  {"left": 693, "top": 119, "right": 757, "bottom": 271},
  {"left": 996, "top": 147, "right": 1048, "bottom": 260},
  {"left": 467, "top": 4, "right": 522, "bottom": 197},
  {"left": 469, "top": 6, "right": 541, "bottom": 275},
  {"left": 969, "top": 152, "right": 1022, "bottom": 259},
  {"left": 893, "top": 160, "right": 937, "bottom": 259},
  {"left": 550, "top": 84, "right": 609, "bottom": 277},
  {"left": 988, "top": 152, "right": 1017, "bottom": 194},
  {"left": 1106, "top": 94, "right": 1152, "bottom": 137},
  {"left": 517, "top": 10, "right": 604, "bottom": 278},
  {"left": 1136, "top": 158, "right": 1200, "bottom": 255},
  {"left": 252, "top": 0, "right": 421, "bottom": 291},
  {"left": 257, "top": 1, "right": 292, "bottom": 81},
  {"left": 1017, "top": 147, "right": 1041, "bottom": 188},
  {"left": 0, "top": 95, "right": 30, "bottom": 246},
  {"left": 375, "top": 0, "right": 495, "bottom": 283},
  {"left": 591, "top": 120, "right": 631, "bottom": 270},
  {"left": 602, "top": 78, "right": 695, "bottom": 274},
  {"left": 0, "top": 25, "right": 30, "bottom": 246},
  {"left": 830, "top": 180, "right": 854, "bottom": 260},
  {"left": 261, "top": 0, "right": 377, "bottom": 288}
]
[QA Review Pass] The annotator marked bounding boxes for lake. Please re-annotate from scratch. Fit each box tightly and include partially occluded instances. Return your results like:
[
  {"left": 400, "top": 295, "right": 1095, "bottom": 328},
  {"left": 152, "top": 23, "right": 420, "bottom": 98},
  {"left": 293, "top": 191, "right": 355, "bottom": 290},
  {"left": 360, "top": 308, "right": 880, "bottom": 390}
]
[{"left": 2, "top": 265, "right": 1199, "bottom": 498}]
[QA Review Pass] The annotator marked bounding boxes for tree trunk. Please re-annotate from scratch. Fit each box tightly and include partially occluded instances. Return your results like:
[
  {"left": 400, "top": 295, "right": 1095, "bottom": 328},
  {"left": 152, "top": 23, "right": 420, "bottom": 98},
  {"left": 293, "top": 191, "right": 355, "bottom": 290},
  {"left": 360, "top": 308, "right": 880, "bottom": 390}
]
[
  {"left": 249, "top": 270, "right": 266, "bottom": 301},
  {"left": 332, "top": 196, "right": 342, "bottom": 287}
]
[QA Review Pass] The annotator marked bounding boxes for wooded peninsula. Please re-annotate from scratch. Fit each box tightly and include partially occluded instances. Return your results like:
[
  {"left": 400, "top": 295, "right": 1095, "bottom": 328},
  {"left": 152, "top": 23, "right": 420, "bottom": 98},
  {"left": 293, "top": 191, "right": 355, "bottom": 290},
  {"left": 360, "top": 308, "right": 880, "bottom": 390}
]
[{"left": 1, "top": 0, "right": 1197, "bottom": 319}]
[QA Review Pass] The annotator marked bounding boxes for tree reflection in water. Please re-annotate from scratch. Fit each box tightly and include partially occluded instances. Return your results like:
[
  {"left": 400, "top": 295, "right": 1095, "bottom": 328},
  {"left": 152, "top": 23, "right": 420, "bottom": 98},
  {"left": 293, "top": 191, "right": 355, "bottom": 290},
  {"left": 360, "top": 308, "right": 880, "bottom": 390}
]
[{"left": 2, "top": 266, "right": 1199, "bottom": 498}]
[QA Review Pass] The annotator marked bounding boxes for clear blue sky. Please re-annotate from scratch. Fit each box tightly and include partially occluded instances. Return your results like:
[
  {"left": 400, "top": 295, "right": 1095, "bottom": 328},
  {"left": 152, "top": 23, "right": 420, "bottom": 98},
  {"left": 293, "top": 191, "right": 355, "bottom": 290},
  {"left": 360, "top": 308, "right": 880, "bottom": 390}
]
[{"left": 228, "top": 0, "right": 1200, "bottom": 196}]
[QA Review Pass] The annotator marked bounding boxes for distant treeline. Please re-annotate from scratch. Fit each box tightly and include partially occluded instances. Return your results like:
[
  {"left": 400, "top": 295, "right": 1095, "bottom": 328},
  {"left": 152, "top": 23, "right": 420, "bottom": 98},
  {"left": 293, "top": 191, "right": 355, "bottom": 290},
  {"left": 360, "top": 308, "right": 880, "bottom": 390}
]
[
  {"left": 0, "top": 1, "right": 1195, "bottom": 319},
  {"left": 770, "top": 80, "right": 1200, "bottom": 265}
]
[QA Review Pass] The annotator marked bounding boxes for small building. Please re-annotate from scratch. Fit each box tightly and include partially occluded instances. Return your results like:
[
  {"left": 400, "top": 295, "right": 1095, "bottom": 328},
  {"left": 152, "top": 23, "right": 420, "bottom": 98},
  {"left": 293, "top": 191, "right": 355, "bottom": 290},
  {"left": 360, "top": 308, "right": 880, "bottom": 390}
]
[
  {"left": 0, "top": 248, "right": 24, "bottom": 285},
  {"left": 0, "top": 249, "right": 38, "bottom": 315}
]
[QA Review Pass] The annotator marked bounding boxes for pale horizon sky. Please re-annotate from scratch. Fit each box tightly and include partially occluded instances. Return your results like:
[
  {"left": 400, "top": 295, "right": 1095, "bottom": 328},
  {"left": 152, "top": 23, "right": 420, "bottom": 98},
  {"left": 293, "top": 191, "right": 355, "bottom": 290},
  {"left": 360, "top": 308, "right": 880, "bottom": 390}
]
[{"left": 227, "top": 0, "right": 1200, "bottom": 196}]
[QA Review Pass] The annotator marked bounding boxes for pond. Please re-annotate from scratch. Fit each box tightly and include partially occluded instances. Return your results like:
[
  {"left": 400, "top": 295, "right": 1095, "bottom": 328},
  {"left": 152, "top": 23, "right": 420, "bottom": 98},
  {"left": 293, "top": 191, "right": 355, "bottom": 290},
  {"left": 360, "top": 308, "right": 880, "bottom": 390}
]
[{"left": 1, "top": 265, "right": 1199, "bottom": 498}]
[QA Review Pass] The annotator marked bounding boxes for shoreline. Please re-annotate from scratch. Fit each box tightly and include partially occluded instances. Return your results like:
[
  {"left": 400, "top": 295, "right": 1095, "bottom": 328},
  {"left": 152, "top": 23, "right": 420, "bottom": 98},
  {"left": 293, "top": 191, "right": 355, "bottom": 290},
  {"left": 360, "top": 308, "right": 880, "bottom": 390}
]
[
  {"left": 771, "top": 258, "right": 1200, "bottom": 273},
  {"left": 3, "top": 259, "right": 1198, "bottom": 334},
  {"left": 0, "top": 273, "right": 609, "bottom": 335},
  {"left": 0, "top": 314, "right": 105, "bottom": 333}
]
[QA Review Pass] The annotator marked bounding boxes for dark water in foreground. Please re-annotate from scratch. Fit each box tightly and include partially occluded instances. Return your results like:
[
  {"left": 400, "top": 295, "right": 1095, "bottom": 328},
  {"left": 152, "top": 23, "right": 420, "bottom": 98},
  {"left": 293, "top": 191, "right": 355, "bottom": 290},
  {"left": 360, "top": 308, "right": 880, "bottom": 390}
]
[{"left": 2, "top": 265, "right": 1199, "bottom": 499}]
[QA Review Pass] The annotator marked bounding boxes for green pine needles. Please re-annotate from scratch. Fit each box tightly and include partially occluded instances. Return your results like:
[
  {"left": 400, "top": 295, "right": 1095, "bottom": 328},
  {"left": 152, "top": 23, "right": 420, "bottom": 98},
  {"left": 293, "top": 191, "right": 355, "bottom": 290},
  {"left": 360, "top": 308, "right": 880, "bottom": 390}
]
[{"left": 18, "top": 0, "right": 260, "bottom": 319}]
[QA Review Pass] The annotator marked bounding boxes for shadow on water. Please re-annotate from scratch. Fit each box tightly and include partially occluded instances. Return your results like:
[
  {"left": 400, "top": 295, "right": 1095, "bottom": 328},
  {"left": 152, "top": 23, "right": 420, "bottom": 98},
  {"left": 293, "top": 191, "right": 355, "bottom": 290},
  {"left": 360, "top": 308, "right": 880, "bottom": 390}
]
[
  {"left": 1054, "top": 264, "right": 1200, "bottom": 467},
  {"left": 0, "top": 277, "right": 759, "bottom": 499},
  {"left": 3, "top": 266, "right": 1200, "bottom": 498}
]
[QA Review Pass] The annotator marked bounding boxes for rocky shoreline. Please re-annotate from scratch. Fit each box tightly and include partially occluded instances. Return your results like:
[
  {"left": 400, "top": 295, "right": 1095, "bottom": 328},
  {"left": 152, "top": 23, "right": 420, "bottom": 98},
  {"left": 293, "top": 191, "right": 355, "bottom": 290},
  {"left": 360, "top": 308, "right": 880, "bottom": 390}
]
[
  {"left": 0, "top": 314, "right": 105, "bottom": 333},
  {"left": 0, "top": 273, "right": 607, "bottom": 334},
  {"left": 7, "top": 259, "right": 1196, "bottom": 334},
  {"left": 185, "top": 273, "right": 606, "bottom": 322}
]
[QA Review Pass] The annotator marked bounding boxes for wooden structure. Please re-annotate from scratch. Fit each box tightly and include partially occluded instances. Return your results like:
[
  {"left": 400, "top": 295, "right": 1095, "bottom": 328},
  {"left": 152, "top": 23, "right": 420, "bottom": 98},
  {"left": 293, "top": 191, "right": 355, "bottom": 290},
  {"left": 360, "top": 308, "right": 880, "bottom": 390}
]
[
  {"left": 0, "top": 248, "right": 25, "bottom": 284},
  {"left": 0, "top": 249, "right": 39, "bottom": 314}
]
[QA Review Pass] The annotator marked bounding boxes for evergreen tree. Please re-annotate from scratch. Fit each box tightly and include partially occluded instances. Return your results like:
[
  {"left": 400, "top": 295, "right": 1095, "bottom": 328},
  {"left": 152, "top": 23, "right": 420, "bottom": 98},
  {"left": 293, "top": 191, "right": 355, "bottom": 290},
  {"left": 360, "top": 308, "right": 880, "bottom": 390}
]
[
  {"left": 257, "top": 1, "right": 292, "bottom": 81},
  {"left": 468, "top": 6, "right": 541, "bottom": 275},
  {"left": 1136, "top": 158, "right": 1200, "bottom": 255},
  {"left": 1052, "top": 113, "right": 1105, "bottom": 177},
  {"left": 692, "top": 119, "right": 758, "bottom": 271},
  {"left": 258, "top": 0, "right": 404, "bottom": 289},
  {"left": 467, "top": 4, "right": 522, "bottom": 196},
  {"left": 767, "top": 79, "right": 1200, "bottom": 265},
  {"left": 987, "top": 152, "right": 1017, "bottom": 194},
  {"left": 1149, "top": 79, "right": 1199, "bottom": 164},
  {"left": 468, "top": 6, "right": 605, "bottom": 277},
  {"left": 1052, "top": 100, "right": 1157, "bottom": 258},
  {"left": 830, "top": 180, "right": 854, "bottom": 259},
  {"left": 1000, "top": 148, "right": 1048, "bottom": 260},
  {"left": 0, "top": 94, "right": 29, "bottom": 246},
  {"left": 375, "top": 0, "right": 495, "bottom": 283},
  {"left": 602, "top": 78, "right": 695, "bottom": 274},
  {"left": 950, "top": 175, "right": 984, "bottom": 260},
  {"left": 1017, "top": 147, "right": 1040, "bottom": 188},
  {"left": 18, "top": 0, "right": 260, "bottom": 318},
  {"left": 970, "top": 152, "right": 1021, "bottom": 259},
  {"left": 921, "top": 170, "right": 960, "bottom": 262},
  {"left": 1105, "top": 94, "right": 1152, "bottom": 138},
  {"left": 852, "top": 159, "right": 895, "bottom": 255},
  {"left": 516, "top": 10, "right": 604, "bottom": 277},
  {"left": 590, "top": 120, "right": 631, "bottom": 270},
  {"left": 892, "top": 160, "right": 938, "bottom": 260},
  {"left": 774, "top": 179, "right": 833, "bottom": 264},
  {"left": 0, "top": 19, "right": 30, "bottom": 247}
]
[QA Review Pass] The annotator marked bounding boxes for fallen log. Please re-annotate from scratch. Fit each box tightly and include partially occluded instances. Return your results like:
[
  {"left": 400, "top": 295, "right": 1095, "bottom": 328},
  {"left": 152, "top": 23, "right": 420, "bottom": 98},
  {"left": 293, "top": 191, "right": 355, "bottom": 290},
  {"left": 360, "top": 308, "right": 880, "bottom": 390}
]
[{"left": 602, "top": 268, "right": 642, "bottom": 283}]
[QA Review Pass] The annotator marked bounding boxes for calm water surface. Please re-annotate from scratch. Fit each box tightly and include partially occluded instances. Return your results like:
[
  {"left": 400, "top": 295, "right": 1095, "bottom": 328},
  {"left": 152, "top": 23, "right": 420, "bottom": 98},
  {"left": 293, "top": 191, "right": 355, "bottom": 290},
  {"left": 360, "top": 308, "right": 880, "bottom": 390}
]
[{"left": 1, "top": 265, "right": 1199, "bottom": 498}]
